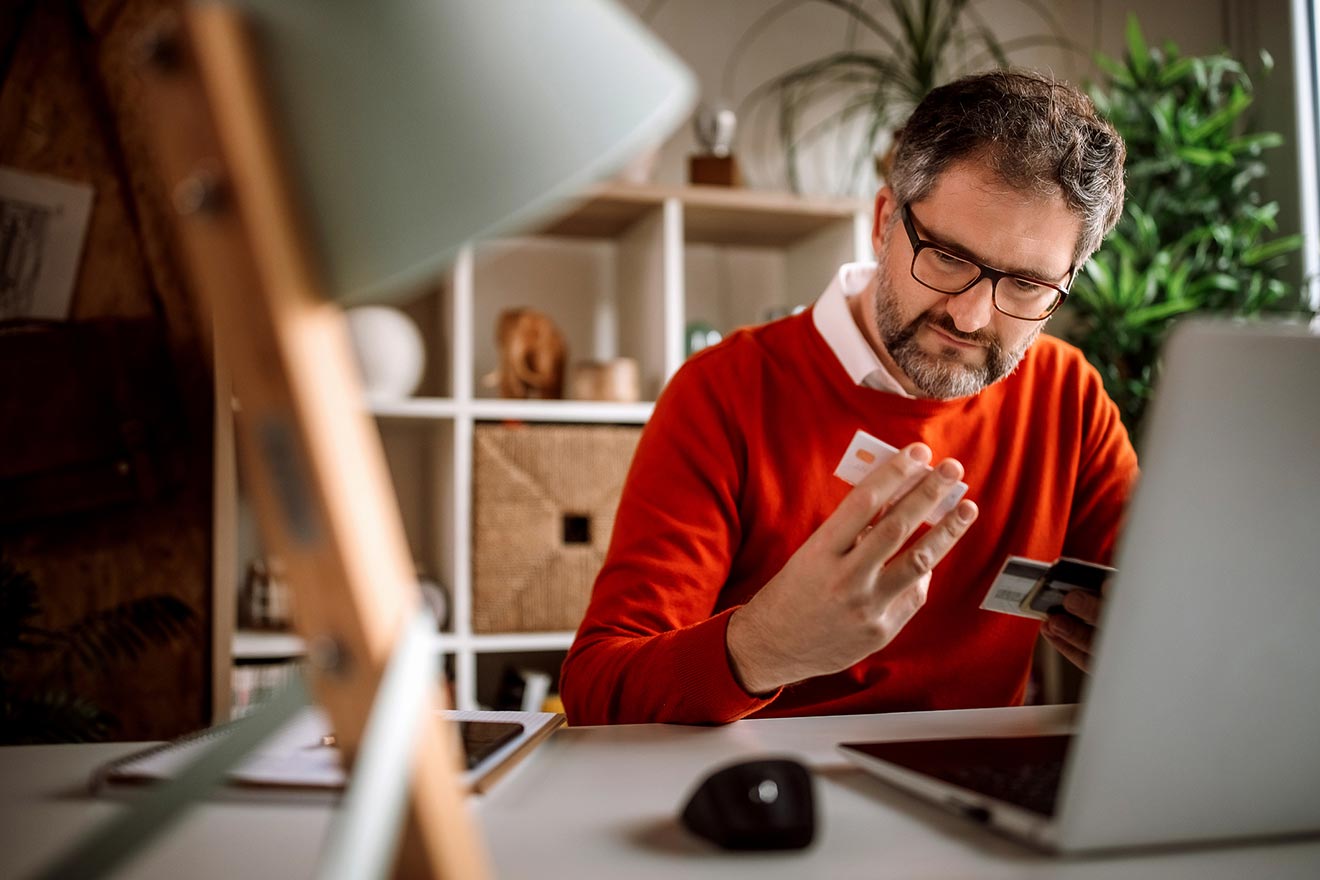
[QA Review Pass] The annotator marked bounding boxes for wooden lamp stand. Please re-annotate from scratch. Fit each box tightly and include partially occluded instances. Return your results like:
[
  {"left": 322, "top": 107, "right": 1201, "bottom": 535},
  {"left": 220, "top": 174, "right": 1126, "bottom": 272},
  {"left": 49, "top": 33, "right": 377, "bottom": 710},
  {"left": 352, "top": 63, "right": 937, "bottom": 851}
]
[{"left": 134, "top": 7, "right": 487, "bottom": 878}]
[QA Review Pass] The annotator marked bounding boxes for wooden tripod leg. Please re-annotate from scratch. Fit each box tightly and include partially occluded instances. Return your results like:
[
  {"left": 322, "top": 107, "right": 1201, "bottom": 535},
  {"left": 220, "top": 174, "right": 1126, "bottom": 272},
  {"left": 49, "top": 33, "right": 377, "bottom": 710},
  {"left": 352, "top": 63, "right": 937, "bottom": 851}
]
[{"left": 133, "top": 8, "right": 488, "bottom": 879}]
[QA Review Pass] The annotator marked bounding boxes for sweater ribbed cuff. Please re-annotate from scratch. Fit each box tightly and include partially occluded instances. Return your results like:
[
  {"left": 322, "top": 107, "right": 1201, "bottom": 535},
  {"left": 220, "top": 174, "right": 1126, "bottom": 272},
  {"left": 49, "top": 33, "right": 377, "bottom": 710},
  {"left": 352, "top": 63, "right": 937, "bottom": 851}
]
[{"left": 670, "top": 607, "right": 781, "bottom": 723}]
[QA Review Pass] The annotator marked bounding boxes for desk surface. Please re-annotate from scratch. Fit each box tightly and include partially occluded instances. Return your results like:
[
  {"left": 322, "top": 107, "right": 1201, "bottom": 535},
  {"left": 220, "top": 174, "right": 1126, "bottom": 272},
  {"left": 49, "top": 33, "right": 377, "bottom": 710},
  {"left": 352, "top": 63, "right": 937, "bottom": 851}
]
[{"left": 3, "top": 704, "right": 1319, "bottom": 879}]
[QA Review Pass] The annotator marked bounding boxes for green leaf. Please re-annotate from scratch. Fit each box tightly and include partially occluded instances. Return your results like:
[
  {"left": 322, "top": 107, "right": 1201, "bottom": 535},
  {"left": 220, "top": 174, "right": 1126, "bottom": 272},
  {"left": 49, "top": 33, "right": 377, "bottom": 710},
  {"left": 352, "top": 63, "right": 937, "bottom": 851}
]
[
  {"left": 1150, "top": 95, "right": 1177, "bottom": 142},
  {"left": 1082, "top": 254, "right": 1117, "bottom": 296},
  {"left": 1187, "top": 87, "right": 1252, "bottom": 141},
  {"left": 1226, "top": 132, "right": 1283, "bottom": 155},
  {"left": 1126, "top": 298, "right": 1201, "bottom": 326},
  {"left": 1117, "top": 251, "right": 1139, "bottom": 307},
  {"left": 1243, "top": 234, "right": 1304, "bottom": 266},
  {"left": 1243, "top": 201, "right": 1280, "bottom": 230},
  {"left": 1163, "top": 261, "right": 1192, "bottom": 302},
  {"left": 1129, "top": 204, "right": 1160, "bottom": 252},
  {"left": 1187, "top": 273, "right": 1242, "bottom": 297},
  {"left": 1175, "top": 146, "right": 1233, "bottom": 166},
  {"left": 1106, "top": 231, "right": 1138, "bottom": 263},
  {"left": 1094, "top": 52, "right": 1135, "bottom": 89},
  {"left": 1230, "top": 162, "right": 1268, "bottom": 193},
  {"left": 1156, "top": 56, "right": 1196, "bottom": 86},
  {"left": 1125, "top": 14, "right": 1150, "bottom": 80}
]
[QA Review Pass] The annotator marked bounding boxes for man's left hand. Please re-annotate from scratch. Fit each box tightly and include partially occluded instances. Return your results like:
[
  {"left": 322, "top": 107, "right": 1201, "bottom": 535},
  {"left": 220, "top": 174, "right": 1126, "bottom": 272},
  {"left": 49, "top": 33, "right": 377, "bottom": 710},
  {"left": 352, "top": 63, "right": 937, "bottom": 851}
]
[{"left": 1042, "top": 588, "right": 1104, "bottom": 672}]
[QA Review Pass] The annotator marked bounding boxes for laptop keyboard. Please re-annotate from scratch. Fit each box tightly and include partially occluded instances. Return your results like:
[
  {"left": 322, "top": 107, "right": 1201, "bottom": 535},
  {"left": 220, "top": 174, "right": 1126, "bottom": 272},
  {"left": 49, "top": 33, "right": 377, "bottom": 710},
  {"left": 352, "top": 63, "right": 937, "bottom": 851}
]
[{"left": 946, "top": 759, "right": 1064, "bottom": 817}]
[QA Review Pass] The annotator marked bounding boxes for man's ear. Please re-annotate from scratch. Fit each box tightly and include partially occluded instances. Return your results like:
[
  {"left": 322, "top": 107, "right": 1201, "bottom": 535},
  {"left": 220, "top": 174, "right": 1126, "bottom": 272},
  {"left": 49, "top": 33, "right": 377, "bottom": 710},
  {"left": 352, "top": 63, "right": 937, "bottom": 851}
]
[{"left": 871, "top": 186, "right": 898, "bottom": 257}]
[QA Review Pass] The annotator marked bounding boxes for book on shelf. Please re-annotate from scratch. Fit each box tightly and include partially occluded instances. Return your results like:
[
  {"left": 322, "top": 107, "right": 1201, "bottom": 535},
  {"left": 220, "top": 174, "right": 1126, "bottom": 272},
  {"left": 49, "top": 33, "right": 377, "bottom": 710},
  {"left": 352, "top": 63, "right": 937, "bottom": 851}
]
[
  {"left": 230, "top": 659, "right": 304, "bottom": 720},
  {"left": 91, "top": 706, "right": 564, "bottom": 799}
]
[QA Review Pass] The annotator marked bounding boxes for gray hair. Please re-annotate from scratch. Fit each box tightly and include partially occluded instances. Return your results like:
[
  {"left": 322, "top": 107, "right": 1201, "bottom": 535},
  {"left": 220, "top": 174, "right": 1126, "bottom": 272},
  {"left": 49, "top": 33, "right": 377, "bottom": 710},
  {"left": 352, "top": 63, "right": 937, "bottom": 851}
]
[{"left": 887, "top": 69, "right": 1126, "bottom": 264}]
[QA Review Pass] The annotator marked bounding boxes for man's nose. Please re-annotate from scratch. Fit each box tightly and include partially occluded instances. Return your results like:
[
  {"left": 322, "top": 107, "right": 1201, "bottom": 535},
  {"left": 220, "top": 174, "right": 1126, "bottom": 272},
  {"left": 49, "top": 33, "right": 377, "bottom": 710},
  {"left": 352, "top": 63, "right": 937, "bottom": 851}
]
[{"left": 944, "top": 277, "right": 996, "bottom": 333}]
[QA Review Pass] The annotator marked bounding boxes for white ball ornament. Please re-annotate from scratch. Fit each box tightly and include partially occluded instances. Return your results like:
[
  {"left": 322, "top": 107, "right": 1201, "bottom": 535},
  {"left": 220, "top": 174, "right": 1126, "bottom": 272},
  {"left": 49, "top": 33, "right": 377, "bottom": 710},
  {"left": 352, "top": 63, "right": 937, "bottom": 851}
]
[{"left": 344, "top": 305, "right": 426, "bottom": 400}]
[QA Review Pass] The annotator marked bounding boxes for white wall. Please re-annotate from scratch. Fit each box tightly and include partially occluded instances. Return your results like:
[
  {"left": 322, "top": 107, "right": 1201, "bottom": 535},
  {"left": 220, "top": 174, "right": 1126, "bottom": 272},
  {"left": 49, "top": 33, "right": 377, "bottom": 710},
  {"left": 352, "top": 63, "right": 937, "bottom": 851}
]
[
  {"left": 1225, "top": 0, "right": 1310, "bottom": 291},
  {"left": 621, "top": 0, "right": 1231, "bottom": 197}
]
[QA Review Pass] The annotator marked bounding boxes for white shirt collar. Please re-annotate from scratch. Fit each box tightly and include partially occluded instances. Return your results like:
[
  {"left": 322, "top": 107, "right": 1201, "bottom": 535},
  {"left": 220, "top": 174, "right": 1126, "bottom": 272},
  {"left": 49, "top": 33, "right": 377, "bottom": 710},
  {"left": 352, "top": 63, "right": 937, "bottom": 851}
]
[{"left": 812, "top": 262, "right": 913, "bottom": 397}]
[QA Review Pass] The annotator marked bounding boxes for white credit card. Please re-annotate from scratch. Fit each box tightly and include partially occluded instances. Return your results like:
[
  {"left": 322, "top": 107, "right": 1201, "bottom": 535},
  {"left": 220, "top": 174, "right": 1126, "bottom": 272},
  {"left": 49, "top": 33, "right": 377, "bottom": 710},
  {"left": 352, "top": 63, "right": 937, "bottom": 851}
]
[
  {"left": 980, "top": 556, "right": 1052, "bottom": 618},
  {"left": 832, "top": 429, "right": 968, "bottom": 526}
]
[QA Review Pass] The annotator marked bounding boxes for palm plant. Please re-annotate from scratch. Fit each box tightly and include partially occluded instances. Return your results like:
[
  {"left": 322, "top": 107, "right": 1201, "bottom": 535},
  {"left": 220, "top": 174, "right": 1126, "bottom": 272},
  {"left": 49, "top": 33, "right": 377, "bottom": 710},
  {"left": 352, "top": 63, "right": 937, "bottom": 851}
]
[
  {"left": 0, "top": 559, "right": 196, "bottom": 743},
  {"left": 728, "top": 0, "right": 1075, "bottom": 195},
  {"left": 1065, "top": 16, "right": 1308, "bottom": 432}
]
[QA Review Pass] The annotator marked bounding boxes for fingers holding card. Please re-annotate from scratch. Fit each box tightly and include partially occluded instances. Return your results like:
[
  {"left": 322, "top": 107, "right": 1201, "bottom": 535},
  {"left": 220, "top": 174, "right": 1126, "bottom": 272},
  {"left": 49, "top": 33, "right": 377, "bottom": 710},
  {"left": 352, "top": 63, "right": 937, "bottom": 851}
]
[
  {"left": 980, "top": 556, "right": 1114, "bottom": 621},
  {"left": 834, "top": 430, "right": 967, "bottom": 526},
  {"left": 1061, "top": 586, "right": 1105, "bottom": 625}
]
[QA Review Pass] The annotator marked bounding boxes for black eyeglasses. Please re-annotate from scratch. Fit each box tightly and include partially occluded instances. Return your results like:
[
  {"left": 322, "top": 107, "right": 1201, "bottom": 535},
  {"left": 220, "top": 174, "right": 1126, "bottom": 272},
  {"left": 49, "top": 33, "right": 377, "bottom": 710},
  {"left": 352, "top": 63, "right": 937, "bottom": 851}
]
[{"left": 900, "top": 204, "right": 1073, "bottom": 321}]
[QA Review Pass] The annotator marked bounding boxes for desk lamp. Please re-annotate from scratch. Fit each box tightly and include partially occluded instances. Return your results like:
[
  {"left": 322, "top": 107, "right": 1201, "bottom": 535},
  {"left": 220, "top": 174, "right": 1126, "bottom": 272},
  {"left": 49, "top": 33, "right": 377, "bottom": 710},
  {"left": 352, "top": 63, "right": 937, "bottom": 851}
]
[{"left": 36, "top": 1, "right": 694, "bottom": 878}]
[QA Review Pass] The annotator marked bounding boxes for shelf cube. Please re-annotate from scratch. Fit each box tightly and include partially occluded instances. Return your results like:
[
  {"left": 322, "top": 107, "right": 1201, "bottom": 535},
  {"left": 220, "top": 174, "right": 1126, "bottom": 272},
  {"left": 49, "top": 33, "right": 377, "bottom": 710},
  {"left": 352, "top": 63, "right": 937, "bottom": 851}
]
[{"left": 472, "top": 423, "right": 642, "bottom": 633}]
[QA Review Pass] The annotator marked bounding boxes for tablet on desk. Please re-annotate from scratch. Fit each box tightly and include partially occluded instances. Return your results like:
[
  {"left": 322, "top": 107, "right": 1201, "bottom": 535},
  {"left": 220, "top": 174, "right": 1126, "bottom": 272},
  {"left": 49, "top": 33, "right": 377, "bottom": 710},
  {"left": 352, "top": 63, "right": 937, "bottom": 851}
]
[
  {"left": 324, "top": 720, "right": 526, "bottom": 770},
  {"left": 458, "top": 721, "right": 524, "bottom": 770}
]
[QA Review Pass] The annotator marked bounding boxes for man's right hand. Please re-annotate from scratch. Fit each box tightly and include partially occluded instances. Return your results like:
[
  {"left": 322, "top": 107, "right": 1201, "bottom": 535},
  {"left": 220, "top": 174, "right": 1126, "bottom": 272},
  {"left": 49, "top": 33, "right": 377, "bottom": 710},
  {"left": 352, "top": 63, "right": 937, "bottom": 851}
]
[{"left": 725, "top": 442, "right": 978, "bottom": 695}]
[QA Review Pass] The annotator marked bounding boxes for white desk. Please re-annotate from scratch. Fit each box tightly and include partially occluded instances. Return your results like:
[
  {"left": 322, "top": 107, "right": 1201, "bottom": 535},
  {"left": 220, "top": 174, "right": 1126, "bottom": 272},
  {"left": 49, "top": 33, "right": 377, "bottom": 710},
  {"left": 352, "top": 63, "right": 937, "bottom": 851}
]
[{"left": 4, "top": 705, "right": 1319, "bottom": 878}]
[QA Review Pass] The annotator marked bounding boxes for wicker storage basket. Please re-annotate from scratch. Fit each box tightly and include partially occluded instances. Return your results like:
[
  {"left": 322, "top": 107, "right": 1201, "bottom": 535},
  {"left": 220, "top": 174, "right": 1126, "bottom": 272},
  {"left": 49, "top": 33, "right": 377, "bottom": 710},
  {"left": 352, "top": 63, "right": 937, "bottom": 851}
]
[{"left": 472, "top": 423, "right": 642, "bottom": 633}]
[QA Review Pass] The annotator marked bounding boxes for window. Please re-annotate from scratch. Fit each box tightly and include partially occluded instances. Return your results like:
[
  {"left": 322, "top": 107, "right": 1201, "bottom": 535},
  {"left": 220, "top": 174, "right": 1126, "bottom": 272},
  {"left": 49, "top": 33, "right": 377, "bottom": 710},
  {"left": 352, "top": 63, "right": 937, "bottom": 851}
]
[{"left": 1292, "top": 0, "right": 1320, "bottom": 309}]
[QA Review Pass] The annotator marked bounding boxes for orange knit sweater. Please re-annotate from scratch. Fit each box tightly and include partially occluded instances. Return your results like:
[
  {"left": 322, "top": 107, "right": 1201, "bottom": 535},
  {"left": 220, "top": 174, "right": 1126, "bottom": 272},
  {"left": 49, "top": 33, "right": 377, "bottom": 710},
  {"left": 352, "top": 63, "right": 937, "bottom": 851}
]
[{"left": 561, "top": 309, "right": 1137, "bottom": 725}]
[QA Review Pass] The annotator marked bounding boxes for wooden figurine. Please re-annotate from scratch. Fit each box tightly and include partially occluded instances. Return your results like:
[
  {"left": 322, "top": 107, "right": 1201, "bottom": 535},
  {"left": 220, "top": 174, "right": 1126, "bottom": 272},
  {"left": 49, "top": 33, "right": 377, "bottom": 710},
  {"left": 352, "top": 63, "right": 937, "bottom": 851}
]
[{"left": 485, "top": 307, "right": 567, "bottom": 399}]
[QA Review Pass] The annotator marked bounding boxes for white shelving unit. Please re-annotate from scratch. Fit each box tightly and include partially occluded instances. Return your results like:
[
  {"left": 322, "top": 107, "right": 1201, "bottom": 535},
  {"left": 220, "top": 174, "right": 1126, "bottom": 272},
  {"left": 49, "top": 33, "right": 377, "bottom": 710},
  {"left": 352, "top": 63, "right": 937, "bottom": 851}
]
[{"left": 369, "top": 182, "right": 870, "bottom": 710}]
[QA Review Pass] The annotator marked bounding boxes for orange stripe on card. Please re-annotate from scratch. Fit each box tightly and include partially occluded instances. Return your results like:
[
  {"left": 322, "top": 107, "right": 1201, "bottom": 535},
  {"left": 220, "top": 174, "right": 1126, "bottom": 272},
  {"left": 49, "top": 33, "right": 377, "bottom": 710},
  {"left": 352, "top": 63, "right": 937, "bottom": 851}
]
[{"left": 856, "top": 449, "right": 876, "bottom": 463}]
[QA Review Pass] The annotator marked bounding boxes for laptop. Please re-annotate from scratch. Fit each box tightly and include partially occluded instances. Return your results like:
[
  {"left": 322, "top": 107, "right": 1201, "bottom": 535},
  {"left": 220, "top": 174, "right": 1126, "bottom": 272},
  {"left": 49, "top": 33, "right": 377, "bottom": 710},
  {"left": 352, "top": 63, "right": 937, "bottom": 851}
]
[{"left": 840, "top": 318, "right": 1320, "bottom": 853}]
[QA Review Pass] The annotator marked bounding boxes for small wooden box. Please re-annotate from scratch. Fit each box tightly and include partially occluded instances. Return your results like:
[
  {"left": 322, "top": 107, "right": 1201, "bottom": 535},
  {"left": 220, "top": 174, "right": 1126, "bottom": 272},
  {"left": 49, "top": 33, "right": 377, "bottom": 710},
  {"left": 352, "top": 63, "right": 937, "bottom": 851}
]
[
  {"left": 688, "top": 154, "right": 742, "bottom": 187},
  {"left": 472, "top": 423, "right": 642, "bottom": 633}
]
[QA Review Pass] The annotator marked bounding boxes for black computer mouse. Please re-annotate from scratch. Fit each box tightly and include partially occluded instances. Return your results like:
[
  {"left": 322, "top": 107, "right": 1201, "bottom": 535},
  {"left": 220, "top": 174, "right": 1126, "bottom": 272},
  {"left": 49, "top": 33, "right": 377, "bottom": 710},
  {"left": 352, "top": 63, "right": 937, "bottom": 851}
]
[{"left": 679, "top": 757, "right": 815, "bottom": 850}]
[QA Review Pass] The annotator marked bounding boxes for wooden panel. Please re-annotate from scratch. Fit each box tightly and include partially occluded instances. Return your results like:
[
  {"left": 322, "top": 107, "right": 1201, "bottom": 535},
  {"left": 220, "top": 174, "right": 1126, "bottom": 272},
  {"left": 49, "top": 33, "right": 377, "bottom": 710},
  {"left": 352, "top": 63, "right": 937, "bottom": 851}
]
[{"left": 0, "top": 0, "right": 212, "bottom": 741}]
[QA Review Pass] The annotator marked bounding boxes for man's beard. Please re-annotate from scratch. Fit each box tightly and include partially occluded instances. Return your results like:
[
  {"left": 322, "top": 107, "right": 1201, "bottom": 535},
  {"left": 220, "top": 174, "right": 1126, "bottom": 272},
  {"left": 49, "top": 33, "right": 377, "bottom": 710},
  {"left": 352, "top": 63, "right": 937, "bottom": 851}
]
[{"left": 873, "top": 270, "right": 1041, "bottom": 399}]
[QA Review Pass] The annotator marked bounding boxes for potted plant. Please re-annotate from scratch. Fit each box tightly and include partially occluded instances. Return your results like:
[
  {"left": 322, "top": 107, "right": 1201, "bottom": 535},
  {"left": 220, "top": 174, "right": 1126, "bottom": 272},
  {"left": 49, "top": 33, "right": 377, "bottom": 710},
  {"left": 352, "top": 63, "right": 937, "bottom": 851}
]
[
  {"left": 727, "top": 0, "right": 1076, "bottom": 195},
  {"left": 1064, "top": 16, "right": 1308, "bottom": 433},
  {"left": 0, "top": 559, "right": 195, "bottom": 743}
]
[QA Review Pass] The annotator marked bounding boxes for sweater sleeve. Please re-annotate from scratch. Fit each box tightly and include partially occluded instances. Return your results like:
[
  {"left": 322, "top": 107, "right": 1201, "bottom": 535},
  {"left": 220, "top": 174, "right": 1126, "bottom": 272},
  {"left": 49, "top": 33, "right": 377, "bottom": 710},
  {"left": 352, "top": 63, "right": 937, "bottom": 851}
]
[
  {"left": 560, "top": 346, "right": 780, "bottom": 725},
  {"left": 1061, "top": 356, "right": 1140, "bottom": 566}
]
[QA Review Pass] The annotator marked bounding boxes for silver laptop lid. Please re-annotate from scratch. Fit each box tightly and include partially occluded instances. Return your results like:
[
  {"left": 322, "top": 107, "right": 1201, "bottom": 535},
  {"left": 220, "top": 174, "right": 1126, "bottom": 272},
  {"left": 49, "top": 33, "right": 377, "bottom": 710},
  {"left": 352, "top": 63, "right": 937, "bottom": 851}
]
[{"left": 1056, "top": 319, "right": 1320, "bottom": 852}]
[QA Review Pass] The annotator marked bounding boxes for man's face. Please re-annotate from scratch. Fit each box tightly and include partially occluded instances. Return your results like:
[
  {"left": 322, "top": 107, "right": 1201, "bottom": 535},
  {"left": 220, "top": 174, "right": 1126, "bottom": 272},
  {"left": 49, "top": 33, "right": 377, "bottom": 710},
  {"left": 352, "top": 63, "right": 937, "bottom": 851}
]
[{"left": 868, "top": 161, "right": 1082, "bottom": 399}]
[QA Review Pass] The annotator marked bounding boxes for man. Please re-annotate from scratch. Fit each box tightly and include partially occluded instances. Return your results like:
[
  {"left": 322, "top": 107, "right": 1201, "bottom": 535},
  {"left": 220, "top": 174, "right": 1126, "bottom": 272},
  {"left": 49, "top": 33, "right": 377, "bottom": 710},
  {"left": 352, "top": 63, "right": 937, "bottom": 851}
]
[{"left": 560, "top": 70, "right": 1137, "bottom": 725}]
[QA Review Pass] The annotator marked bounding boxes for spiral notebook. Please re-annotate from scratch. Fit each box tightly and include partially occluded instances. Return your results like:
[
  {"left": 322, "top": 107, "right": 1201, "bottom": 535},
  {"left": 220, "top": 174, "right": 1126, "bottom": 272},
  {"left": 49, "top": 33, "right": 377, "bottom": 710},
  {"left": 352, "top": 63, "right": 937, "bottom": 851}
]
[{"left": 91, "top": 707, "right": 564, "bottom": 799}]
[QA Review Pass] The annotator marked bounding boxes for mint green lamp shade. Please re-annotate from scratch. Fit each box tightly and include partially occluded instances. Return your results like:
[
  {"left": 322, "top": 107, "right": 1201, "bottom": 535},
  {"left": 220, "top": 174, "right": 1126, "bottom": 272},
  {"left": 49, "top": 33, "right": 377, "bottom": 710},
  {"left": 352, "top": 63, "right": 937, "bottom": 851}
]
[{"left": 224, "top": 0, "right": 696, "bottom": 304}]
